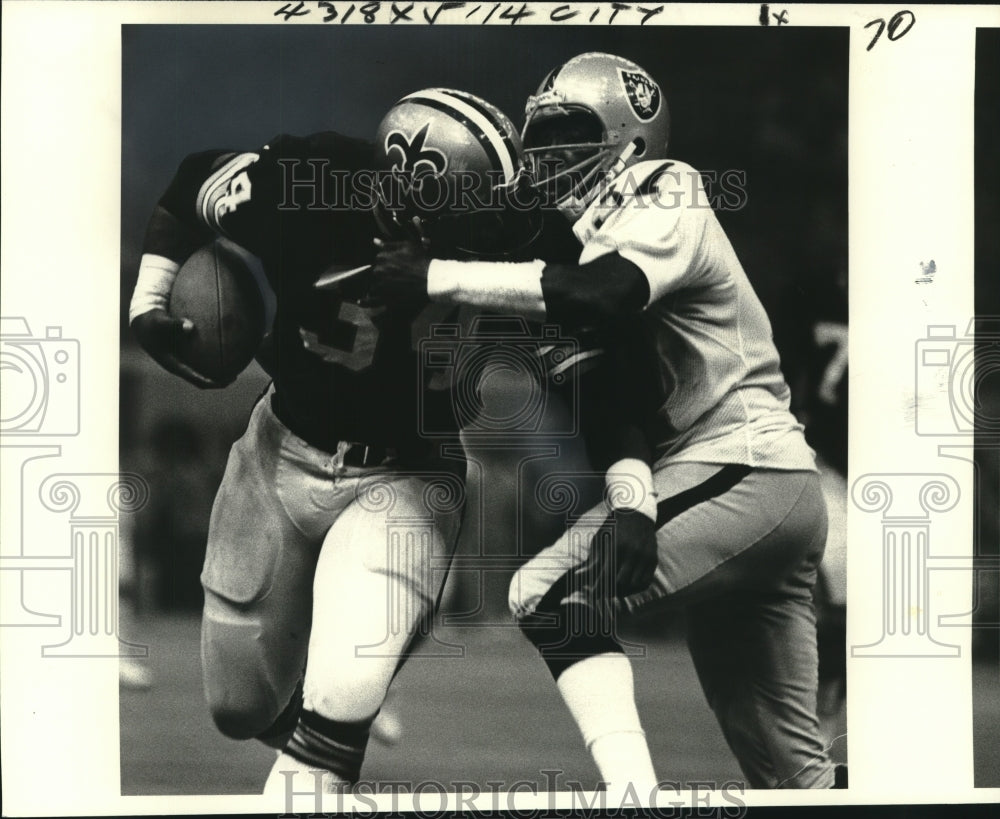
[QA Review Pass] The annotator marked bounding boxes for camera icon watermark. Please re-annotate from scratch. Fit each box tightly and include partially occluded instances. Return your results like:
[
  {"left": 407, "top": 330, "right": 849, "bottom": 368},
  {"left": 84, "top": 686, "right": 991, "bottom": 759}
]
[
  {"left": 852, "top": 317, "right": 1000, "bottom": 658},
  {"left": 418, "top": 315, "right": 581, "bottom": 439},
  {"left": 915, "top": 318, "right": 1000, "bottom": 437},
  {"left": 0, "top": 317, "right": 80, "bottom": 437}
]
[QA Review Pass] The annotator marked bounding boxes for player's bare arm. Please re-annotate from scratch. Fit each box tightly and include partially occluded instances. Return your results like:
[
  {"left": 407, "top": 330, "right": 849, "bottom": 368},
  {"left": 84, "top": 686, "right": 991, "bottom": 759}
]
[
  {"left": 373, "top": 238, "right": 650, "bottom": 327},
  {"left": 130, "top": 150, "right": 249, "bottom": 389}
]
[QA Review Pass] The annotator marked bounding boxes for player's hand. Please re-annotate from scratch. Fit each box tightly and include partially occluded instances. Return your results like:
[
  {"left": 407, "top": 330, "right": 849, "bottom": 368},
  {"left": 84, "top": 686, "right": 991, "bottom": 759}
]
[
  {"left": 581, "top": 510, "right": 659, "bottom": 600},
  {"left": 610, "top": 509, "right": 659, "bottom": 596},
  {"left": 370, "top": 238, "right": 431, "bottom": 306},
  {"left": 131, "top": 309, "right": 228, "bottom": 389}
]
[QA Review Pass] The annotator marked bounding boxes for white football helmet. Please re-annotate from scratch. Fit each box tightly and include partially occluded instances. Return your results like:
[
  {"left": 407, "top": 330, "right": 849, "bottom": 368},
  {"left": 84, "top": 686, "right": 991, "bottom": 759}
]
[
  {"left": 373, "top": 88, "right": 538, "bottom": 258},
  {"left": 522, "top": 53, "right": 670, "bottom": 221}
]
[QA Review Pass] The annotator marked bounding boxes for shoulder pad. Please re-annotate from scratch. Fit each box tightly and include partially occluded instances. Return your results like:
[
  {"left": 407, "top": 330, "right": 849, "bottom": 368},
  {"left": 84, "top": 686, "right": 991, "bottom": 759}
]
[
  {"left": 610, "top": 160, "right": 674, "bottom": 195},
  {"left": 633, "top": 161, "right": 676, "bottom": 197},
  {"left": 618, "top": 159, "right": 710, "bottom": 208}
]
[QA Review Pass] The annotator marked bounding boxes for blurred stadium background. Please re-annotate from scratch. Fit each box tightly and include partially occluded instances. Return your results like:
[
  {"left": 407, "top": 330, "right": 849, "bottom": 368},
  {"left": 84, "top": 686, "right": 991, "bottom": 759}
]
[{"left": 116, "top": 23, "right": 997, "bottom": 793}]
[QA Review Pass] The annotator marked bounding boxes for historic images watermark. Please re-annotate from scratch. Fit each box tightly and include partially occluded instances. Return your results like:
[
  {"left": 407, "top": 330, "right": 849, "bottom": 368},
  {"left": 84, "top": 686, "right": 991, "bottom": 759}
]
[
  {"left": 274, "top": 770, "right": 748, "bottom": 817},
  {"left": 273, "top": 161, "right": 749, "bottom": 215}
]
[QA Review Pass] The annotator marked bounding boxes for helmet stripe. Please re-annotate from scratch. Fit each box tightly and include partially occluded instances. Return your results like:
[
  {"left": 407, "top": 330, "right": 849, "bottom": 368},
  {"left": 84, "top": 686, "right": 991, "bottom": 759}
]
[
  {"left": 437, "top": 89, "right": 520, "bottom": 178},
  {"left": 403, "top": 90, "right": 516, "bottom": 183}
]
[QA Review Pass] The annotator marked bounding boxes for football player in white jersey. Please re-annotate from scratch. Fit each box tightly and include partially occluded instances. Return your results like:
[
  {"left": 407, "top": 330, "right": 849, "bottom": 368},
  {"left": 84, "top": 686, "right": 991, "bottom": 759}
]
[{"left": 373, "top": 53, "right": 844, "bottom": 791}]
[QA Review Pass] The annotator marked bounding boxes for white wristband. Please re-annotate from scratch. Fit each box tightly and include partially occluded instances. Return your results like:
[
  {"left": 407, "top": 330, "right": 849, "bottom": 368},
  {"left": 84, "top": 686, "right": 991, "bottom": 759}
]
[
  {"left": 427, "top": 258, "right": 546, "bottom": 318},
  {"left": 129, "top": 254, "right": 180, "bottom": 323},
  {"left": 605, "top": 458, "right": 658, "bottom": 522}
]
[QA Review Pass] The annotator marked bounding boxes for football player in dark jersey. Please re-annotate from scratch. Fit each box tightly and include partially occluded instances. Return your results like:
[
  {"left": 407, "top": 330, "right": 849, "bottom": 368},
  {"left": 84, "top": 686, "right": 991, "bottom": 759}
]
[{"left": 129, "top": 89, "right": 541, "bottom": 793}]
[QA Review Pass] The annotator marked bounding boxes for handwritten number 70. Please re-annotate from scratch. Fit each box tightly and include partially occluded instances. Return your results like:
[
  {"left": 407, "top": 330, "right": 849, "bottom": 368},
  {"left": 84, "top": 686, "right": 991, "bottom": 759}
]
[{"left": 865, "top": 10, "right": 916, "bottom": 51}]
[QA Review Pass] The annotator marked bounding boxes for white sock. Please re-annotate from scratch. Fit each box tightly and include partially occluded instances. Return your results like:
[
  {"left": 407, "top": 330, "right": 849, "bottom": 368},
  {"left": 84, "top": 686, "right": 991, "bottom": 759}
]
[{"left": 556, "top": 652, "right": 658, "bottom": 797}]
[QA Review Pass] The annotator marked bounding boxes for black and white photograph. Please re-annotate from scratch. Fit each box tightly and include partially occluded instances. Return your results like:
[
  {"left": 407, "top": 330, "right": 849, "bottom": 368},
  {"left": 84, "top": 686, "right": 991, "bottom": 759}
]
[
  {"left": 0, "top": 2, "right": 997, "bottom": 816},
  {"left": 117, "top": 20, "right": 849, "bottom": 801}
]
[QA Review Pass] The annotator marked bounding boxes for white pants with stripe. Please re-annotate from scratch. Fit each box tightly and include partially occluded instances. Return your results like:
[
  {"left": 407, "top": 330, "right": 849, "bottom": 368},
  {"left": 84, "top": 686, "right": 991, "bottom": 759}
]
[{"left": 509, "top": 461, "right": 834, "bottom": 789}]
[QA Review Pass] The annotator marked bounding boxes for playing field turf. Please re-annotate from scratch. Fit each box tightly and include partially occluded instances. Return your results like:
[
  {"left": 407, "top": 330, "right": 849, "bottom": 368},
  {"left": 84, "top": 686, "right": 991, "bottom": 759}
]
[{"left": 120, "top": 612, "right": 853, "bottom": 796}]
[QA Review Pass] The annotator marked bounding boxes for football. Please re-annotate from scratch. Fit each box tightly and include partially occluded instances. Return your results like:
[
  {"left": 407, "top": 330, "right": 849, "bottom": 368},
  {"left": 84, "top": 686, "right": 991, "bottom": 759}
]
[{"left": 169, "top": 240, "right": 266, "bottom": 383}]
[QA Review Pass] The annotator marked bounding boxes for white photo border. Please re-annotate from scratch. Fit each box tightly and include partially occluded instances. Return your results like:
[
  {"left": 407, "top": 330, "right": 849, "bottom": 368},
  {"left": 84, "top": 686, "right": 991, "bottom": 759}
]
[{"left": 2, "top": 1, "right": 999, "bottom": 814}]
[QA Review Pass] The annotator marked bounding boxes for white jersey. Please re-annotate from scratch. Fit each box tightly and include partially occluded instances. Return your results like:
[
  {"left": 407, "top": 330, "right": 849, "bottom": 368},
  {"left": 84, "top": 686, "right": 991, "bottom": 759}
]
[{"left": 573, "top": 160, "right": 816, "bottom": 471}]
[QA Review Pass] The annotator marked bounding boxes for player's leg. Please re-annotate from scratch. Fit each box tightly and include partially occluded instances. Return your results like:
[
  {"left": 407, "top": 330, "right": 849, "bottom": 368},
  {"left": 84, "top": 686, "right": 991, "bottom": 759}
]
[
  {"left": 510, "top": 465, "right": 835, "bottom": 790},
  {"left": 200, "top": 393, "right": 355, "bottom": 747},
  {"left": 684, "top": 584, "right": 831, "bottom": 789},
  {"left": 511, "top": 514, "right": 658, "bottom": 796},
  {"left": 813, "top": 457, "right": 848, "bottom": 748},
  {"left": 266, "top": 473, "right": 459, "bottom": 793},
  {"left": 638, "top": 466, "right": 834, "bottom": 788}
]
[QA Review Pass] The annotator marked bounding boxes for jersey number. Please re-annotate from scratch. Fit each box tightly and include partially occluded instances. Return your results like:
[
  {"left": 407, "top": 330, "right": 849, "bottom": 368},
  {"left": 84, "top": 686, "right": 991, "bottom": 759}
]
[
  {"left": 215, "top": 170, "right": 253, "bottom": 219},
  {"left": 299, "top": 301, "right": 456, "bottom": 376},
  {"left": 300, "top": 302, "right": 380, "bottom": 372}
]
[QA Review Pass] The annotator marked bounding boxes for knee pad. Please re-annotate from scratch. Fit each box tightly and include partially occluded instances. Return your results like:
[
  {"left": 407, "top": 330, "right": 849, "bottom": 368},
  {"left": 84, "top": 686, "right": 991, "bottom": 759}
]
[
  {"left": 203, "top": 617, "right": 301, "bottom": 740},
  {"left": 209, "top": 699, "right": 279, "bottom": 741},
  {"left": 516, "top": 576, "right": 624, "bottom": 680},
  {"left": 210, "top": 679, "right": 304, "bottom": 746}
]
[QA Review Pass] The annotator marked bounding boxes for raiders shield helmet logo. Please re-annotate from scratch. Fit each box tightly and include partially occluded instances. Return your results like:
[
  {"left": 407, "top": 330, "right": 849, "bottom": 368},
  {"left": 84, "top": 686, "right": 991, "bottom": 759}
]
[{"left": 619, "top": 69, "right": 661, "bottom": 121}]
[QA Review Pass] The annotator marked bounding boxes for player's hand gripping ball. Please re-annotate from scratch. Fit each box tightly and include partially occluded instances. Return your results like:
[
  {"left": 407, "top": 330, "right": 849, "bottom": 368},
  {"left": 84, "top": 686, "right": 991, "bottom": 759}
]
[{"left": 168, "top": 240, "right": 266, "bottom": 386}]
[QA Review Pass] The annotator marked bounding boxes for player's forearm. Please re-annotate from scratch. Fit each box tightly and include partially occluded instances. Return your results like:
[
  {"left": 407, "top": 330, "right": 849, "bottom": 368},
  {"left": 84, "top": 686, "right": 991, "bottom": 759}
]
[
  {"left": 426, "top": 251, "right": 650, "bottom": 328},
  {"left": 130, "top": 206, "right": 211, "bottom": 323},
  {"left": 129, "top": 252, "right": 180, "bottom": 322},
  {"left": 543, "top": 253, "right": 650, "bottom": 327},
  {"left": 606, "top": 455, "right": 658, "bottom": 523},
  {"left": 427, "top": 258, "right": 547, "bottom": 319},
  {"left": 606, "top": 423, "right": 653, "bottom": 467},
  {"left": 600, "top": 421, "right": 657, "bottom": 522},
  {"left": 131, "top": 151, "right": 236, "bottom": 322}
]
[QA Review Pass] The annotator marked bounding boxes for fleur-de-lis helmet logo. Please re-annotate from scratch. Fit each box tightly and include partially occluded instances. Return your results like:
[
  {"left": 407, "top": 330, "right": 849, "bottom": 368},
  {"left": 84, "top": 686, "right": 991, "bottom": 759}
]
[{"left": 385, "top": 124, "right": 448, "bottom": 179}]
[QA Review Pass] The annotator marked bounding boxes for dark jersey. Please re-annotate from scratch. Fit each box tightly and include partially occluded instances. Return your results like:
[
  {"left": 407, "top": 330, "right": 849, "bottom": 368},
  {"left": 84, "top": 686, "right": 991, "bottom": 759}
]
[{"left": 142, "top": 132, "right": 461, "bottom": 455}]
